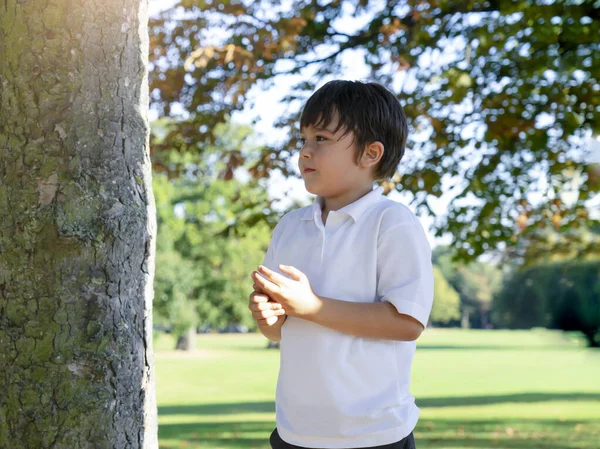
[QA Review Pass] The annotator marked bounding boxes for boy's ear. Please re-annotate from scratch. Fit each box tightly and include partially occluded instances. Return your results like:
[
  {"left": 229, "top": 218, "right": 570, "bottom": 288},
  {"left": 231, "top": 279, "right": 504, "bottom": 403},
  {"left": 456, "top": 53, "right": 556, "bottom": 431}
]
[{"left": 360, "top": 141, "right": 384, "bottom": 169}]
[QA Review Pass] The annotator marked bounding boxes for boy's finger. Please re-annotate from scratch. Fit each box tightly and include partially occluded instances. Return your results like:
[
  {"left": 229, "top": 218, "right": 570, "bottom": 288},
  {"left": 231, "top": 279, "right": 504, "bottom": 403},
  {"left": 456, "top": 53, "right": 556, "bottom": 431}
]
[
  {"left": 254, "top": 283, "right": 268, "bottom": 294},
  {"left": 263, "top": 304, "right": 285, "bottom": 313},
  {"left": 249, "top": 291, "right": 269, "bottom": 303},
  {"left": 250, "top": 272, "right": 269, "bottom": 290},
  {"left": 253, "top": 309, "right": 286, "bottom": 320},
  {"left": 253, "top": 310, "right": 275, "bottom": 320},
  {"left": 249, "top": 302, "right": 283, "bottom": 313},
  {"left": 265, "top": 316, "right": 278, "bottom": 326},
  {"left": 249, "top": 302, "right": 267, "bottom": 312},
  {"left": 252, "top": 271, "right": 279, "bottom": 295},
  {"left": 256, "top": 302, "right": 281, "bottom": 311},
  {"left": 278, "top": 264, "right": 306, "bottom": 282},
  {"left": 257, "top": 265, "right": 289, "bottom": 286},
  {"left": 258, "top": 312, "right": 286, "bottom": 327},
  {"left": 257, "top": 318, "right": 271, "bottom": 328},
  {"left": 258, "top": 316, "right": 279, "bottom": 327}
]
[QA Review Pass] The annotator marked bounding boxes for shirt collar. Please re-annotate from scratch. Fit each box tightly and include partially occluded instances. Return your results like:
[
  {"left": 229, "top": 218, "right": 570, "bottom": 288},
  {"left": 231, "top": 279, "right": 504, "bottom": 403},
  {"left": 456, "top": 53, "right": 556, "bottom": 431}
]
[{"left": 301, "top": 186, "right": 385, "bottom": 223}]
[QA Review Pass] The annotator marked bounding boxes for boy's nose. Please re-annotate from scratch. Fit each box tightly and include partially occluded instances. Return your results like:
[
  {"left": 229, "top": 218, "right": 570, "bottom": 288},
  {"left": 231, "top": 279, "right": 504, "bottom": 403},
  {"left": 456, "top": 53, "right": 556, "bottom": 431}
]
[{"left": 299, "top": 145, "right": 312, "bottom": 158}]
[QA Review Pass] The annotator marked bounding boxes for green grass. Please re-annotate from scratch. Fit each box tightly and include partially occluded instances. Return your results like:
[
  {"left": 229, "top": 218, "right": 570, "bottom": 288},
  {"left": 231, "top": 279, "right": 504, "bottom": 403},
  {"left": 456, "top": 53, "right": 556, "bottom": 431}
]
[{"left": 155, "top": 329, "right": 600, "bottom": 449}]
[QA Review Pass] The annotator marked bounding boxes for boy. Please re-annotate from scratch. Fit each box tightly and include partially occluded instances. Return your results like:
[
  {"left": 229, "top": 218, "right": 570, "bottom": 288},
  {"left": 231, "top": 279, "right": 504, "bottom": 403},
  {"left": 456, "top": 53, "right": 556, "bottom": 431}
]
[{"left": 248, "top": 80, "right": 434, "bottom": 449}]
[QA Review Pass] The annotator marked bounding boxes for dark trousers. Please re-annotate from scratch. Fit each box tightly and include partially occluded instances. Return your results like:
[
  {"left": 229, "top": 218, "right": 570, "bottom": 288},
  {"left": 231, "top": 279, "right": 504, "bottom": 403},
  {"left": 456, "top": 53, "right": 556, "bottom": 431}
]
[{"left": 269, "top": 428, "right": 416, "bottom": 449}]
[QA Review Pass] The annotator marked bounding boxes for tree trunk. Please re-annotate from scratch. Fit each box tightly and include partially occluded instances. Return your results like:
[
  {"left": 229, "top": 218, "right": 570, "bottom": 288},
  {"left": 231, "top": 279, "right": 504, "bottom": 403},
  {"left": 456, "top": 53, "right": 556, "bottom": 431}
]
[
  {"left": 266, "top": 340, "right": 281, "bottom": 349},
  {"left": 175, "top": 327, "right": 196, "bottom": 351},
  {"left": 461, "top": 309, "right": 470, "bottom": 329},
  {"left": 480, "top": 308, "right": 489, "bottom": 329},
  {"left": 0, "top": 1, "right": 158, "bottom": 448},
  {"left": 583, "top": 329, "right": 600, "bottom": 348}
]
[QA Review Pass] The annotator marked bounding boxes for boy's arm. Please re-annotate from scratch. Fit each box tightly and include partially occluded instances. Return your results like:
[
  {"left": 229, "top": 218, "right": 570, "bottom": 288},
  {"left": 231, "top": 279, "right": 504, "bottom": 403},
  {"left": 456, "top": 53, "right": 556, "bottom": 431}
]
[
  {"left": 252, "top": 265, "right": 428, "bottom": 341},
  {"left": 307, "top": 297, "right": 423, "bottom": 341},
  {"left": 252, "top": 220, "right": 433, "bottom": 342}
]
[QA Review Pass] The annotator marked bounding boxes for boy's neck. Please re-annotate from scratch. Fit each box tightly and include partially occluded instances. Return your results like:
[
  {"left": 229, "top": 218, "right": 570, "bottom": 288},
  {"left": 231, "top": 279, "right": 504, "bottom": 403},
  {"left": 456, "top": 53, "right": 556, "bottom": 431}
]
[{"left": 320, "top": 184, "right": 375, "bottom": 223}]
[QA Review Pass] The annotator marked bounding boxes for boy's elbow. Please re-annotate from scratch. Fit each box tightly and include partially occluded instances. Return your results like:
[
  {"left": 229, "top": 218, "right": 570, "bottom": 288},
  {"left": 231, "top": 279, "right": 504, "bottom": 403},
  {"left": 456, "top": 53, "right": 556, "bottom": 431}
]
[
  {"left": 397, "top": 313, "right": 424, "bottom": 341},
  {"left": 409, "top": 322, "right": 424, "bottom": 341}
]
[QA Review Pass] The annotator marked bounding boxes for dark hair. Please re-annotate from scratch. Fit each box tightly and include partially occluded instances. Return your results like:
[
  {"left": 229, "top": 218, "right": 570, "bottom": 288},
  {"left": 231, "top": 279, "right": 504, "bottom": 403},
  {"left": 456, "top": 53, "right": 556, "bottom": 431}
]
[{"left": 299, "top": 80, "right": 408, "bottom": 180}]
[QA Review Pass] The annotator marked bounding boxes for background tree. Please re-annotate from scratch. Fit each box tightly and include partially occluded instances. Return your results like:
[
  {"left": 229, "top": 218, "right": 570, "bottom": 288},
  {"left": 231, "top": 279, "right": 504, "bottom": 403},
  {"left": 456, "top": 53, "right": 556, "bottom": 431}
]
[
  {"left": 434, "top": 246, "right": 503, "bottom": 328},
  {"left": 493, "top": 260, "right": 600, "bottom": 347},
  {"left": 152, "top": 122, "right": 278, "bottom": 349},
  {"left": 149, "top": 0, "right": 600, "bottom": 262},
  {"left": 430, "top": 266, "right": 461, "bottom": 326},
  {"left": 505, "top": 216, "right": 600, "bottom": 266},
  {"left": 0, "top": 1, "right": 158, "bottom": 447},
  {"left": 455, "top": 261, "right": 504, "bottom": 329}
]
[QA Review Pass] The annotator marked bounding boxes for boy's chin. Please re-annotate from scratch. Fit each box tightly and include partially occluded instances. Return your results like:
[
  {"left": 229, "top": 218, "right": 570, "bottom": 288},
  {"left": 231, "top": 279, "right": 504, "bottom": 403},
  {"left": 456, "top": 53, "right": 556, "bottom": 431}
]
[{"left": 303, "top": 183, "right": 320, "bottom": 196}]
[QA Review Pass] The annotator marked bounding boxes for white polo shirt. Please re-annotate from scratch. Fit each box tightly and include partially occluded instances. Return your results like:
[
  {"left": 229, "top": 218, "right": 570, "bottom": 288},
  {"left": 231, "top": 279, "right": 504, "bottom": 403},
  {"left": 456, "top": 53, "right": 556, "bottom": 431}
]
[{"left": 262, "top": 185, "right": 434, "bottom": 449}]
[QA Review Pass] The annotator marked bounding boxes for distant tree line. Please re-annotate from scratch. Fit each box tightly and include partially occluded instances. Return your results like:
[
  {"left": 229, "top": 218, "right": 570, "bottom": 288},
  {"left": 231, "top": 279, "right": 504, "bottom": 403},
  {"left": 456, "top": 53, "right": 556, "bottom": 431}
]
[{"left": 494, "top": 260, "right": 600, "bottom": 347}]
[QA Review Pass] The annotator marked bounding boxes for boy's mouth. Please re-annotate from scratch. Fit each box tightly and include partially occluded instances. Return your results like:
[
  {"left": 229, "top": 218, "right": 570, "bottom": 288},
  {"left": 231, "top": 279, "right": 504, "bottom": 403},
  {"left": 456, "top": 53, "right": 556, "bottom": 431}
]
[{"left": 303, "top": 168, "right": 316, "bottom": 173}]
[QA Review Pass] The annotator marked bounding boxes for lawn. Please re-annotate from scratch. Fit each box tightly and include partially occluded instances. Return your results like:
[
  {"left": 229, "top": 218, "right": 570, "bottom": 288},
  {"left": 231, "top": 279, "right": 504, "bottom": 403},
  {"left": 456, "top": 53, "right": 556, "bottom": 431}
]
[{"left": 154, "top": 329, "right": 600, "bottom": 449}]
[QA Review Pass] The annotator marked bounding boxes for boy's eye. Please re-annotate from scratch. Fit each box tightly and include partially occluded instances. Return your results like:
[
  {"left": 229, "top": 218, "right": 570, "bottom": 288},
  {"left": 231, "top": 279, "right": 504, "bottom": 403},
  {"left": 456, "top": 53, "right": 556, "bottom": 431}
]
[{"left": 295, "top": 135, "right": 326, "bottom": 148}]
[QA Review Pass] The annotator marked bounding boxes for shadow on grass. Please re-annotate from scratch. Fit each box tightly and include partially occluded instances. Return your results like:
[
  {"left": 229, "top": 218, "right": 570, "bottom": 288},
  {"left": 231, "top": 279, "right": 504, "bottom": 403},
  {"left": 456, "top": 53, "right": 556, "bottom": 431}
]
[
  {"left": 159, "top": 401, "right": 275, "bottom": 416},
  {"left": 158, "top": 418, "right": 598, "bottom": 449},
  {"left": 414, "top": 418, "right": 598, "bottom": 449},
  {"left": 158, "top": 392, "right": 600, "bottom": 417},
  {"left": 220, "top": 343, "right": 587, "bottom": 353},
  {"left": 414, "top": 344, "right": 577, "bottom": 351},
  {"left": 417, "top": 392, "right": 600, "bottom": 408},
  {"left": 158, "top": 420, "right": 273, "bottom": 449},
  {"left": 203, "top": 345, "right": 565, "bottom": 353}
]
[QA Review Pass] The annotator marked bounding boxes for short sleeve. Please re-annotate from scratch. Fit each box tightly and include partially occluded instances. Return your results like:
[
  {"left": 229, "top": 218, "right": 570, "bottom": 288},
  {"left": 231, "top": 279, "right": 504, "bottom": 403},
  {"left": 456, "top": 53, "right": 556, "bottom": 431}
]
[{"left": 376, "top": 220, "right": 434, "bottom": 328}]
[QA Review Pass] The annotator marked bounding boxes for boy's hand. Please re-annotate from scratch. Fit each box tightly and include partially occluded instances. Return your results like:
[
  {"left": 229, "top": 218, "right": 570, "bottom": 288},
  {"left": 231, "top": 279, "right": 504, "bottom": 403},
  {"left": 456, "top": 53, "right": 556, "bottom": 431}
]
[
  {"left": 248, "top": 287, "right": 286, "bottom": 327},
  {"left": 251, "top": 265, "right": 322, "bottom": 319}
]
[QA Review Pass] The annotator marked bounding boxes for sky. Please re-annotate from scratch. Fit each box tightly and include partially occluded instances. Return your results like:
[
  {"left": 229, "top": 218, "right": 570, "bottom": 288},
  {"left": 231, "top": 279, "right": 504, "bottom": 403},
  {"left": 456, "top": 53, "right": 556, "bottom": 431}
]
[{"left": 147, "top": 0, "right": 600, "bottom": 249}]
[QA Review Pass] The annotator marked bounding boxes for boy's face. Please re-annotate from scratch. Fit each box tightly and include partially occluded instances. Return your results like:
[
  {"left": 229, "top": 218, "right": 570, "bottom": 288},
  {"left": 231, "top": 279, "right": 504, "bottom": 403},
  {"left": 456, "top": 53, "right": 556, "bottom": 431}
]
[{"left": 298, "top": 114, "right": 375, "bottom": 200}]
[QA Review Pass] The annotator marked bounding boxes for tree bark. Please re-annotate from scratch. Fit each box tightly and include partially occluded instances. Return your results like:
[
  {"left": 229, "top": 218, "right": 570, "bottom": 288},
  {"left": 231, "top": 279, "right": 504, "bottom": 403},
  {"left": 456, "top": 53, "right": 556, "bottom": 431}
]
[{"left": 0, "top": 1, "right": 158, "bottom": 448}]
